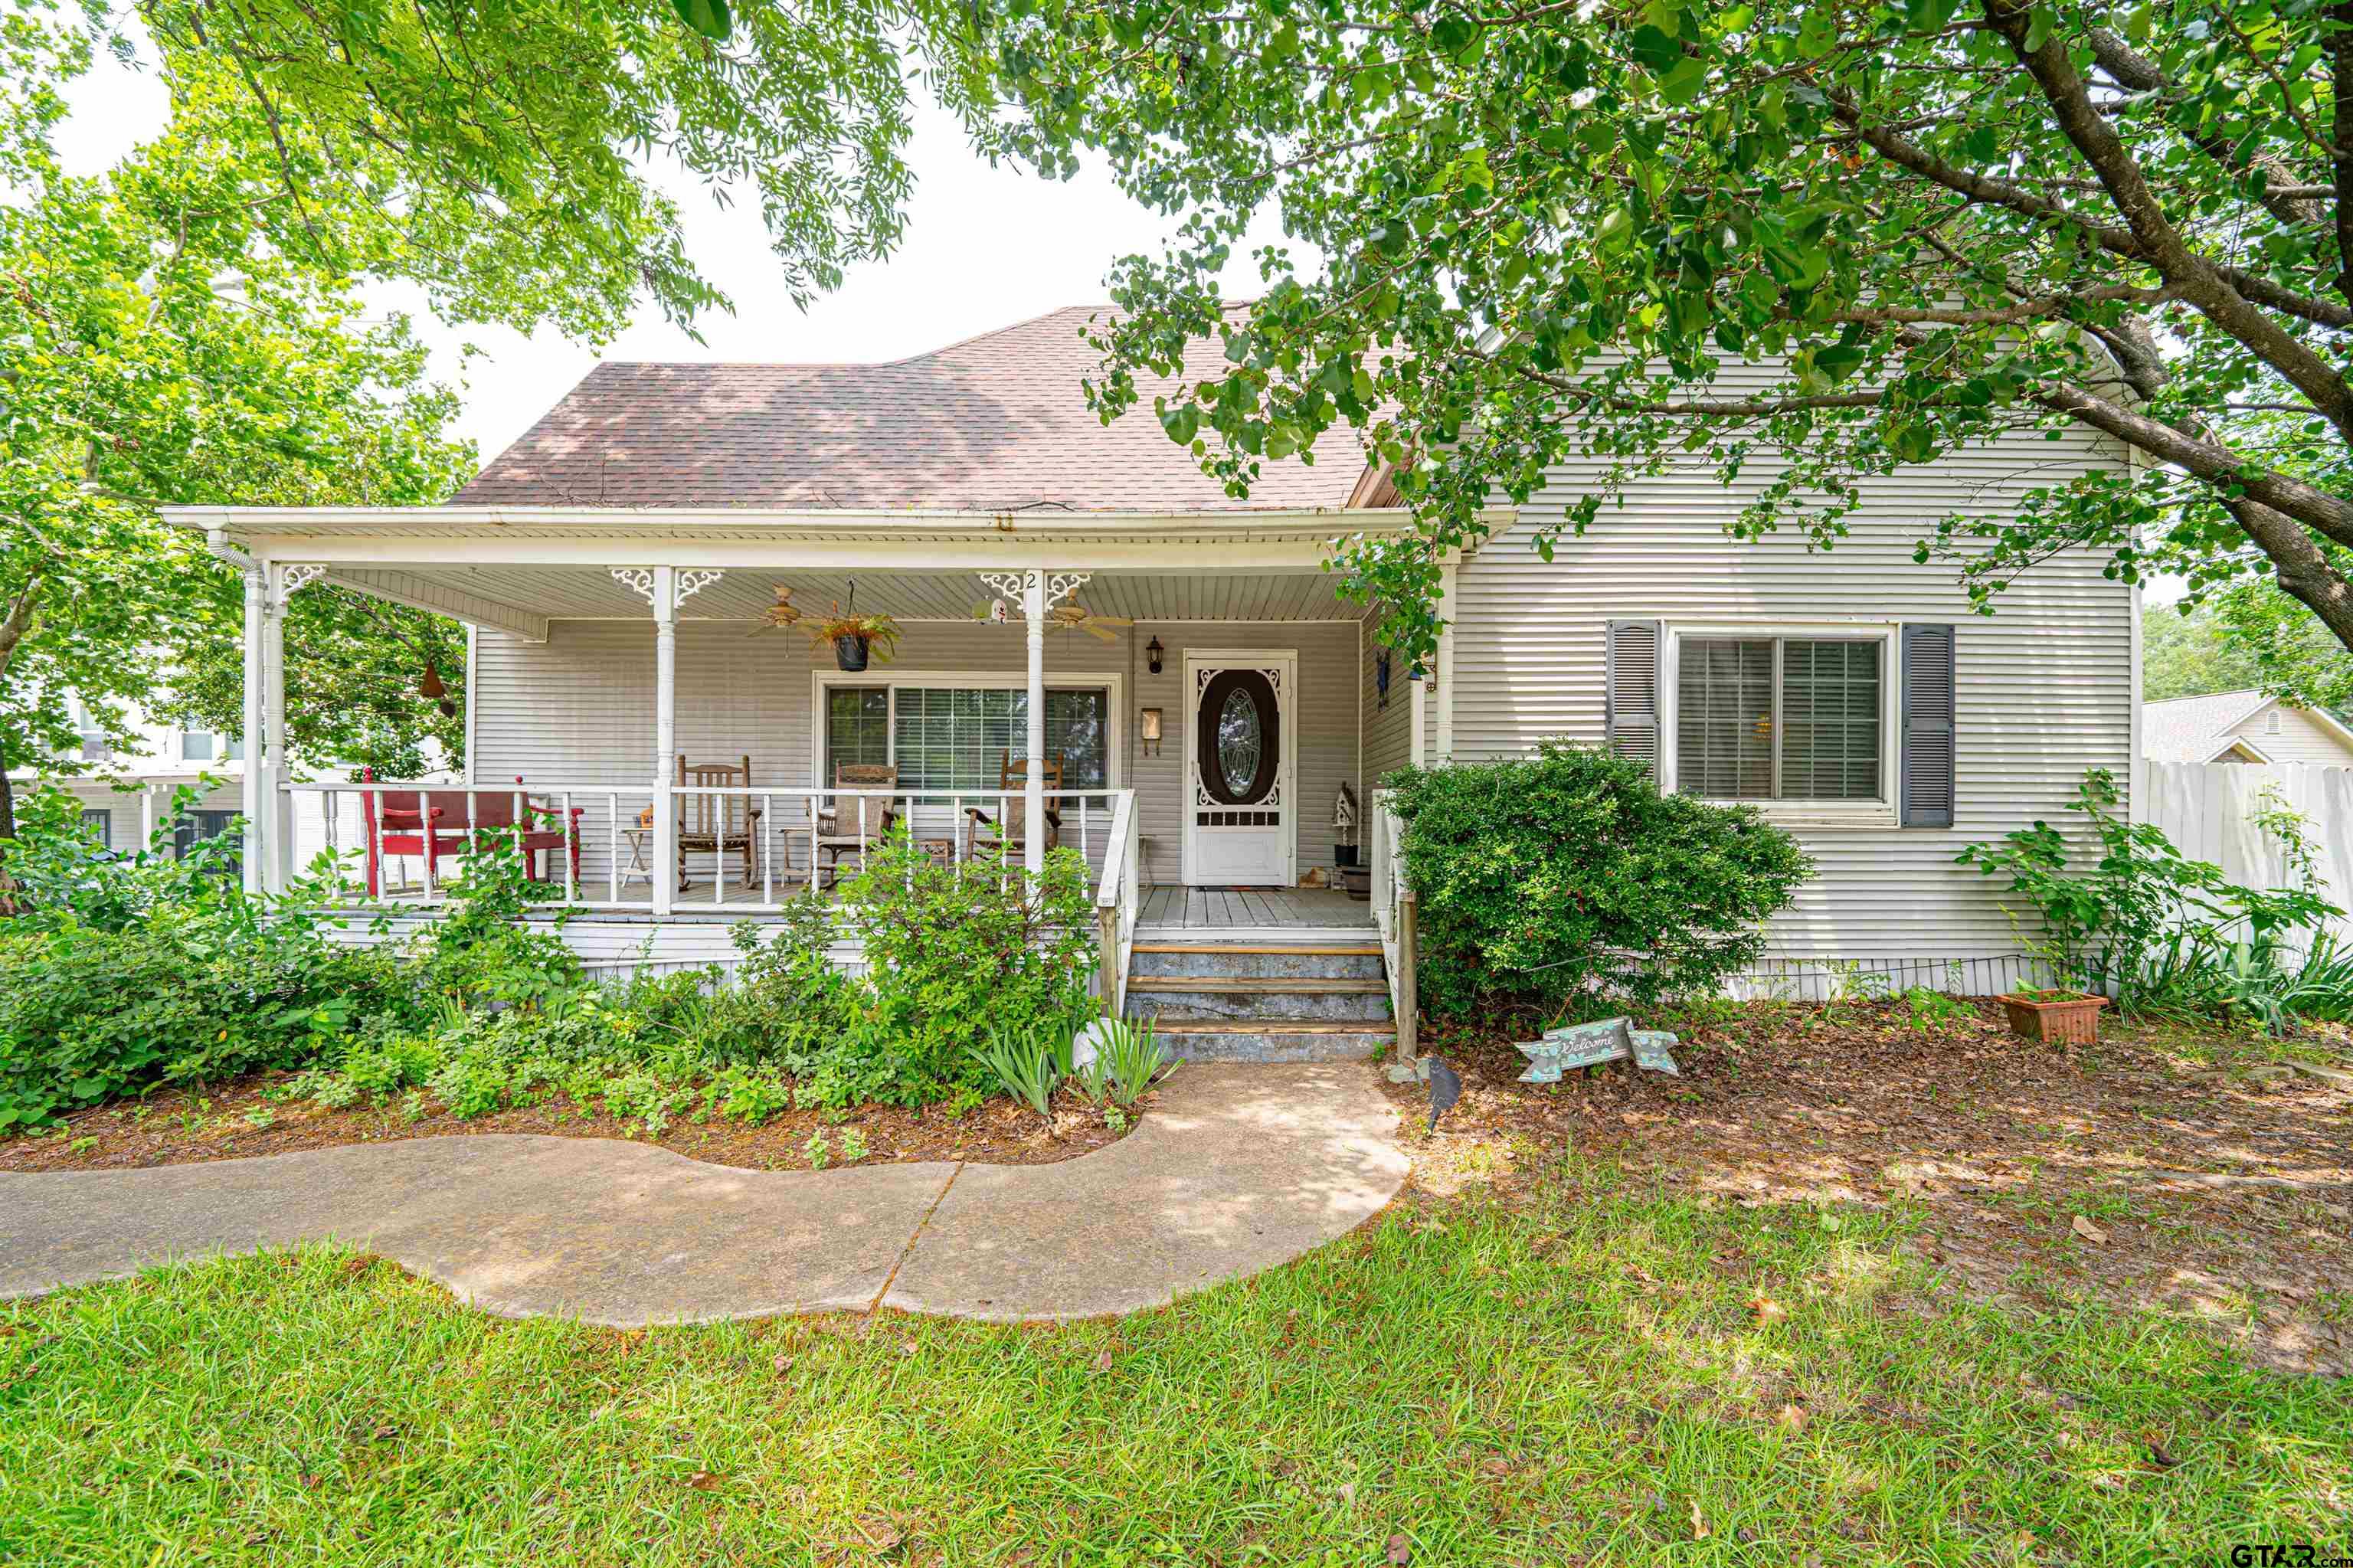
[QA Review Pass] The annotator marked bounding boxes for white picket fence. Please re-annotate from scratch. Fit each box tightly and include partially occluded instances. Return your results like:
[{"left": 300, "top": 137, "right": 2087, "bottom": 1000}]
[{"left": 2142, "top": 761, "right": 2353, "bottom": 945}]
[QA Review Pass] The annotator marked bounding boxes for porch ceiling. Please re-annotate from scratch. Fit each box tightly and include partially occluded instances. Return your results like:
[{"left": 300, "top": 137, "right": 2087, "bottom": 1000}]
[{"left": 327, "top": 563, "right": 1367, "bottom": 635}]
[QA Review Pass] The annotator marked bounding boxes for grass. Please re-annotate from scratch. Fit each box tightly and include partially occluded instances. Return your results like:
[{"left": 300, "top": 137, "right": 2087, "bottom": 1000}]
[{"left": 2, "top": 1160, "right": 2347, "bottom": 1566}]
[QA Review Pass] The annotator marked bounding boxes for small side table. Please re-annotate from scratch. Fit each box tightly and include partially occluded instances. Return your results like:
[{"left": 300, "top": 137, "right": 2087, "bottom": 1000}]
[{"left": 620, "top": 827, "right": 655, "bottom": 890}]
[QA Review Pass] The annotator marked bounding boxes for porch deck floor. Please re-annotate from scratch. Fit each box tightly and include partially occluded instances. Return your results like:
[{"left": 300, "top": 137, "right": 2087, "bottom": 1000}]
[{"left": 1135, "top": 885, "right": 1375, "bottom": 933}]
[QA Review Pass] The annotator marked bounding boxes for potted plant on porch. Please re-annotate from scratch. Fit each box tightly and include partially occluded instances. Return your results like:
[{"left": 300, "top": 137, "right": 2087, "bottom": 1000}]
[{"left": 806, "top": 594, "right": 901, "bottom": 672}]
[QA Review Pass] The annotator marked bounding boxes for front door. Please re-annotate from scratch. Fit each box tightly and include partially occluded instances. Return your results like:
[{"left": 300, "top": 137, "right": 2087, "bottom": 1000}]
[{"left": 1183, "top": 650, "right": 1295, "bottom": 886}]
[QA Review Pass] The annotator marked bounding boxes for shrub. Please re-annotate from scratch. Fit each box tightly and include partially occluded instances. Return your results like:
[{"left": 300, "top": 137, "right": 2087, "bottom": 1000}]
[
  {"left": 0, "top": 786, "right": 427, "bottom": 1129},
  {"left": 409, "top": 845, "right": 582, "bottom": 1007},
  {"left": 835, "top": 828, "right": 1098, "bottom": 1104},
  {"left": 1386, "top": 741, "right": 1814, "bottom": 1019},
  {"left": 1959, "top": 770, "right": 2342, "bottom": 1022}
]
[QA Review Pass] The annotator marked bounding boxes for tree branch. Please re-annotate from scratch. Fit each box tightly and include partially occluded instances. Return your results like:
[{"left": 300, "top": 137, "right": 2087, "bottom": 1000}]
[
  {"left": 1835, "top": 88, "right": 2353, "bottom": 329},
  {"left": 2026, "top": 376, "right": 2353, "bottom": 548},
  {"left": 1985, "top": 0, "right": 2353, "bottom": 446},
  {"left": 2086, "top": 26, "right": 2328, "bottom": 227}
]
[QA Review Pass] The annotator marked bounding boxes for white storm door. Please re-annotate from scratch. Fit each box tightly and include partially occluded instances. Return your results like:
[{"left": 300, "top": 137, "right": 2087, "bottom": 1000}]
[{"left": 1182, "top": 651, "right": 1296, "bottom": 886}]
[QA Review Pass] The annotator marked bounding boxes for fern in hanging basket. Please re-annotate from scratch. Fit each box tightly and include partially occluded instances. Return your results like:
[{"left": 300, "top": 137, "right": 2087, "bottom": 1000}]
[{"left": 806, "top": 607, "right": 902, "bottom": 669}]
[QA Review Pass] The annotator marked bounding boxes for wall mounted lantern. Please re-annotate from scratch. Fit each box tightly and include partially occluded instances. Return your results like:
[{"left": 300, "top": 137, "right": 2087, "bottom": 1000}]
[{"left": 1145, "top": 635, "right": 1165, "bottom": 675}]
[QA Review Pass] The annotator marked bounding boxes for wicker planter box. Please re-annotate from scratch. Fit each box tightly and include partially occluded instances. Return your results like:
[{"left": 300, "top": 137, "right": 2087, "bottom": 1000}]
[{"left": 1998, "top": 991, "right": 2108, "bottom": 1046}]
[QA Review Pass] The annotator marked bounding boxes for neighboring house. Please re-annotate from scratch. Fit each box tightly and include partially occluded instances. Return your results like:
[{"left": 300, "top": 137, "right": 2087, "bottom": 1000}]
[
  {"left": 6, "top": 693, "right": 249, "bottom": 858},
  {"left": 161, "top": 306, "right": 2138, "bottom": 1048},
  {"left": 9, "top": 686, "right": 413, "bottom": 869},
  {"left": 2142, "top": 690, "right": 2353, "bottom": 767}
]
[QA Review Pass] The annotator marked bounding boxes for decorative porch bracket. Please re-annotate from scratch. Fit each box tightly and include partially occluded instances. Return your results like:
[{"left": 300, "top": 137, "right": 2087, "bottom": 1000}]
[{"left": 978, "top": 569, "right": 1088, "bottom": 880}]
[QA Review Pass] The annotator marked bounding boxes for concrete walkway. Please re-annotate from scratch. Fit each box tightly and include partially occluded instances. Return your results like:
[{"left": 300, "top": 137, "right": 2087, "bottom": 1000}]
[{"left": 0, "top": 1063, "right": 1407, "bottom": 1326}]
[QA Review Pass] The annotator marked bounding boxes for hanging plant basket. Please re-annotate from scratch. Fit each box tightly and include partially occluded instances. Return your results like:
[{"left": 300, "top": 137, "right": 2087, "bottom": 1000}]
[{"left": 805, "top": 583, "right": 901, "bottom": 672}]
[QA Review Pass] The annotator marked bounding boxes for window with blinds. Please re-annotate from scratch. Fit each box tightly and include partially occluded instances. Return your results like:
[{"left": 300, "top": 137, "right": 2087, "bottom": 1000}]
[
  {"left": 1674, "top": 636, "right": 1882, "bottom": 801},
  {"left": 823, "top": 685, "right": 1110, "bottom": 796}
]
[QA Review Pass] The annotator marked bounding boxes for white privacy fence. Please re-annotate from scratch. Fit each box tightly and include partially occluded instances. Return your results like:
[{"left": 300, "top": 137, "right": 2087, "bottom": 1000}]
[{"left": 2142, "top": 761, "right": 2353, "bottom": 946}]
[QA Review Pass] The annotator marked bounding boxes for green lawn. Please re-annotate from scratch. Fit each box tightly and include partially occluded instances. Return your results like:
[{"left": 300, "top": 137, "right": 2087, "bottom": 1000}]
[{"left": 3, "top": 1160, "right": 2345, "bottom": 1566}]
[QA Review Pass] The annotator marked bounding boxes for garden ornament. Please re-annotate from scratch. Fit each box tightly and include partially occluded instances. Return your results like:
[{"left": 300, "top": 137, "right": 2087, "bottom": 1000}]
[{"left": 1513, "top": 1017, "right": 1681, "bottom": 1081}]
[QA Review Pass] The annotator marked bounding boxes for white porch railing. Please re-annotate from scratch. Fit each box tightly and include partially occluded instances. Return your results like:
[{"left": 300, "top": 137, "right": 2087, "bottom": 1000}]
[
  {"left": 286, "top": 779, "right": 1139, "bottom": 921},
  {"left": 1367, "top": 787, "right": 1418, "bottom": 1059}
]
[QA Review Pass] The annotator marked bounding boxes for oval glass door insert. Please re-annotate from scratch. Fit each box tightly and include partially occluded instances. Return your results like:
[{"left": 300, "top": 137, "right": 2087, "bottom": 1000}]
[{"left": 1218, "top": 687, "right": 1264, "bottom": 796}]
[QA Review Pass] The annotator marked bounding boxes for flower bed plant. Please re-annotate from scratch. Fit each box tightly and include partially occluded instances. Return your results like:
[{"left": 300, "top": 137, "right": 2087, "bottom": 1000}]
[{"left": 2, "top": 791, "right": 1109, "bottom": 1143}]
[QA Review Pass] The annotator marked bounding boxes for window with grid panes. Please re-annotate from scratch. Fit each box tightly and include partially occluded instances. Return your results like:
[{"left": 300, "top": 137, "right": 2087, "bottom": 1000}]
[
  {"left": 1674, "top": 637, "right": 1881, "bottom": 800},
  {"left": 823, "top": 686, "right": 1110, "bottom": 797}
]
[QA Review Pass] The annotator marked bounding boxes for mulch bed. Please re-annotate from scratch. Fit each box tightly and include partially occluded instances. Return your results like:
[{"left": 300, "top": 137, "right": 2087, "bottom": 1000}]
[
  {"left": 1384, "top": 999, "right": 2353, "bottom": 1377},
  {"left": 0, "top": 1075, "right": 1135, "bottom": 1175}
]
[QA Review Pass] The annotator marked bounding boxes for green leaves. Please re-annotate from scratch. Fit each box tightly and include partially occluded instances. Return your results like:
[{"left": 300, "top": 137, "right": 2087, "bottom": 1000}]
[
  {"left": 1157, "top": 401, "right": 1202, "bottom": 447},
  {"left": 669, "top": 0, "right": 732, "bottom": 39},
  {"left": 1, "top": 37, "right": 474, "bottom": 787}
]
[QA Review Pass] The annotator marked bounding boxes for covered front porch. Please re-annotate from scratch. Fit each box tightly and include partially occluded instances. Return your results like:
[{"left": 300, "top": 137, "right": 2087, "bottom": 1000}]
[{"left": 167, "top": 504, "right": 1438, "bottom": 1034}]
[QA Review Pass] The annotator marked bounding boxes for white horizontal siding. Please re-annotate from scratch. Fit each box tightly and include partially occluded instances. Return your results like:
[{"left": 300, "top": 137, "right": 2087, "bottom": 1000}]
[
  {"left": 1448, "top": 415, "right": 2134, "bottom": 961},
  {"left": 471, "top": 617, "right": 1360, "bottom": 888},
  {"left": 1362, "top": 610, "right": 1413, "bottom": 786}
]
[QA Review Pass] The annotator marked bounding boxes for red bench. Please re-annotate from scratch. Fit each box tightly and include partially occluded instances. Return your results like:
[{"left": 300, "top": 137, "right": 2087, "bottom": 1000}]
[{"left": 358, "top": 770, "right": 584, "bottom": 898}]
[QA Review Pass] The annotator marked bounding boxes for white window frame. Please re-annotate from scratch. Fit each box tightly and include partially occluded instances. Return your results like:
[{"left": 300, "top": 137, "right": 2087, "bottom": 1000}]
[
  {"left": 1658, "top": 620, "right": 1902, "bottom": 830},
  {"left": 807, "top": 669, "right": 1126, "bottom": 792}
]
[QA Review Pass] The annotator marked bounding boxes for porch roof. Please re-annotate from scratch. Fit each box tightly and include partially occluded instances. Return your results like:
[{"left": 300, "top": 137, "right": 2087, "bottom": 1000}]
[{"left": 156, "top": 505, "right": 1510, "bottom": 642}]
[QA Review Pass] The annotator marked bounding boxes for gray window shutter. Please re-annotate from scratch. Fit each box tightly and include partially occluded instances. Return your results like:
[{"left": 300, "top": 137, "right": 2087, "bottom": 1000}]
[
  {"left": 1605, "top": 620, "right": 1662, "bottom": 776},
  {"left": 1900, "top": 624, "right": 1956, "bottom": 828}
]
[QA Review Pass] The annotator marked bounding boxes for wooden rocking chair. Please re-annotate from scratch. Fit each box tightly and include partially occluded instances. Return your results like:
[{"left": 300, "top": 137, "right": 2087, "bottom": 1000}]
[
  {"left": 813, "top": 762, "right": 901, "bottom": 883},
  {"left": 962, "top": 751, "right": 1062, "bottom": 863},
  {"left": 676, "top": 754, "right": 762, "bottom": 890}
]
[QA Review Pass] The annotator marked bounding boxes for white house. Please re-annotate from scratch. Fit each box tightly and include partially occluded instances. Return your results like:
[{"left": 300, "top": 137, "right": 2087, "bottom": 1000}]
[
  {"left": 6, "top": 692, "right": 248, "bottom": 858},
  {"left": 159, "top": 306, "right": 2139, "bottom": 1054},
  {"left": 2142, "top": 689, "right": 2353, "bottom": 767}
]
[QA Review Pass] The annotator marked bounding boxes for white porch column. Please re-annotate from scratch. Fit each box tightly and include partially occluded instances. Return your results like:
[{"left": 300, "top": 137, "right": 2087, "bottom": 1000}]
[
  {"left": 260, "top": 565, "right": 325, "bottom": 893},
  {"left": 651, "top": 565, "right": 677, "bottom": 918},
  {"left": 1433, "top": 563, "right": 1458, "bottom": 762},
  {"left": 238, "top": 562, "right": 267, "bottom": 894},
  {"left": 137, "top": 784, "right": 156, "bottom": 859},
  {"left": 1023, "top": 569, "right": 1046, "bottom": 881},
  {"left": 980, "top": 569, "right": 1089, "bottom": 882},
  {"left": 1409, "top": 666, "right": 1428, "bottom": 768}
]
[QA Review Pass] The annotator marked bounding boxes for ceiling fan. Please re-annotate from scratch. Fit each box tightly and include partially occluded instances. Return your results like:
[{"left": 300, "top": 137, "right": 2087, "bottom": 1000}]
[
  {"left": 742, "top": 584, "right": 804, "bottom": 638},
  {"left": 968, "top": 597, "right": 1136, "bottom": 643}
]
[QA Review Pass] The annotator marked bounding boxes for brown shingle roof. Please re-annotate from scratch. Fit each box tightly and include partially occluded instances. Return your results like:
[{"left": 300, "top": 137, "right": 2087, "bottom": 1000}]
[{"left": 453, "top": 306, "right": 1367, "bottom": 512}]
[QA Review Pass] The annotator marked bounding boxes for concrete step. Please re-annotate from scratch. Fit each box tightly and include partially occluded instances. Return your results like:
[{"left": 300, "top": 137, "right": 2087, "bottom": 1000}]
[
  {"left": 1149, "top": 1020, "right": 1396, "bottom": 1064},
  {"left": 1130, "top": 942, "right": 1385, "bottom": 982},
  {"left": 1127, "top": 984, "right": 1392, "bottom": 1023}
]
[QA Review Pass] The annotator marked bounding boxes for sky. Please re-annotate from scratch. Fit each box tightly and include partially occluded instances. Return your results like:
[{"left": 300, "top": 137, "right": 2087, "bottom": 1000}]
[{"left": 59, "top": 51, "right": 1289, "bottom": 465}]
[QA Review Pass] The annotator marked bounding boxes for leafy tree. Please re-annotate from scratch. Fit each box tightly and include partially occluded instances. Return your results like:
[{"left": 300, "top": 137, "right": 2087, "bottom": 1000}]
[
  {"left": 2144, "top": 594, "right": 2351, "bottom": 714},
  {"left": 99, "top": 0, "right": 995, "bottom": 339},
  {"left": 967, "top": 0, "right": 2353, "bottom": 667},
  {"left": 0, "top": 13, "right": 471, "bottom": 858}
]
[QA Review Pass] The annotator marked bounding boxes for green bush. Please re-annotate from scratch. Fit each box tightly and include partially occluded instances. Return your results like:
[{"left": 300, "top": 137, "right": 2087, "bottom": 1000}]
[
  {"left": 3, "top": 787, "right": 1109, "bottom": 1131},
  {"left": 0, "top": 786, "right": 428, "bottom": 1128},
  {"left": 834, "top": 827, "right": 1098, "bottom": 1104},
  {"left": 1387, "top": 741, "right": 1814, "bottom": 1020}
]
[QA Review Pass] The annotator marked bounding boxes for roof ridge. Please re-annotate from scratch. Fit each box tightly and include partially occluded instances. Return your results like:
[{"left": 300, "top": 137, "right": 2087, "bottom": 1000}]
[{"left": 882, "top": 303, "right": 1110, "bottom": 366}]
